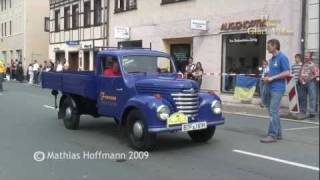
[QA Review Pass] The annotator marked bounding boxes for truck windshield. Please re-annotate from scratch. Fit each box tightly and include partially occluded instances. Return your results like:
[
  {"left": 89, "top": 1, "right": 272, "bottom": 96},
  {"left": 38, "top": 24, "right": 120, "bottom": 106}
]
[{"left": 122, "top": 56, "right": 175, "bottom": 74}]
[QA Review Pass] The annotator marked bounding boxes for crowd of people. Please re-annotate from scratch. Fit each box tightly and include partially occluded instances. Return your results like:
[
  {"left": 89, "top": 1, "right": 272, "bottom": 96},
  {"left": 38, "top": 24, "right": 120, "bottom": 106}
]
[
  {"left": 182, "top": 57, "right": 204, "bottom": 87},
  {"left": 0, "top": 59, "right": 67, "bottom": 86},
  {"left": 259, "top": 51, "right": 319, "bottom": 118}
]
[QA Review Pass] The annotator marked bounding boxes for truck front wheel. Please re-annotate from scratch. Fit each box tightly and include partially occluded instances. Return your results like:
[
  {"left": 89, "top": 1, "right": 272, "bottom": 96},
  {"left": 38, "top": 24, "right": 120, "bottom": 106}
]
[
  {"left": 188, "top": 127, "right": 216, "bottom": 143},
  {"left": 126, "top": 110, "right": 156, "bottom": 150},
  {"left": 61, "top": 97, "right": 80, "bottom": 130}
]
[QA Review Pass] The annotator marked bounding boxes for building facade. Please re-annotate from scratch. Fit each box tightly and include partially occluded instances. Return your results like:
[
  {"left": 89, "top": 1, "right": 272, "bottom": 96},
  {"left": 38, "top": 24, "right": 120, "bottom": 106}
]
[
  {"left": 48, "top": 0, "right": 109, "bottom": 71},
  {"left": 0, "top": 0, "right": 49, "bottom": 69},
  {"left": 305, "top": 0, "right": 319, "bottom": 63},
  {"left": 108, "top": 0, "right": 304, "bottom": 96}
]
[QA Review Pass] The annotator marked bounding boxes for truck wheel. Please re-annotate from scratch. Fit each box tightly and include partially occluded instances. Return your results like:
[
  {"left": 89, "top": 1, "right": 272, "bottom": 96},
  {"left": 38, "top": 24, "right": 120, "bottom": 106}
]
[
  {"left": 126, "top": 110, "right": 156, "bottom": 150},
  {"left": 61, "top": 97, "right": 80, "bottom": 130},
  {"left": 188, "top": 127, "right": 215, "bottom": 143}
]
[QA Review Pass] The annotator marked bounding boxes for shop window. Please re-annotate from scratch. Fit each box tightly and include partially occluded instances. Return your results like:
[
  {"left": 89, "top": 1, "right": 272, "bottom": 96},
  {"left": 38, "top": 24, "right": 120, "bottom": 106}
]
[
  {"left": 161, "top": 0, "right": 189, "bottom": 5},
  {"left": 54, "top": 10, "right": 60, "bottom": 32},
  {"left": 72, "top": 4, "right": 79, "bottom": 28},
  {"left": 94, "top": 0, "right": 102, "bottom": 25},
  {"left": 64, "top": 7, "right": 70, "bottom": 30},
  {"left": 115, "top": 0, "right": 137, "bottom": 13},
  {"left": 221, "top": 33, "right": 266, "bottom": 94},
  {"left": 84, "top": 1, "right": 91, "bottom": 27}
]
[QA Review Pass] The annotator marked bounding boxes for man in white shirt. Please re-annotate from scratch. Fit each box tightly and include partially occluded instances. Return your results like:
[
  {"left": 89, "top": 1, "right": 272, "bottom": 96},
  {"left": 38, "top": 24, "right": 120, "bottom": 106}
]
[
  {"left": 33, "top": 60, "right": 40, "bottom": 84},
  {"left": 56, "top": 61, "right": 64, "bottom": 72}
]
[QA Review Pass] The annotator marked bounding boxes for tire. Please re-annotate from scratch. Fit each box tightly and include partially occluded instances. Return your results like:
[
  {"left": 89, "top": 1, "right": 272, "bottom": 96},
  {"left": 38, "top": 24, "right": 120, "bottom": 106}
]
[
  {"left": 188, "top": 127, "right": 216, "bottom": 143},
  {"left": 126, "top": 110, "right": 156, "bottom": 150},
  {"left": 61, "top": 97, "right": 80, "bottom": 130}
]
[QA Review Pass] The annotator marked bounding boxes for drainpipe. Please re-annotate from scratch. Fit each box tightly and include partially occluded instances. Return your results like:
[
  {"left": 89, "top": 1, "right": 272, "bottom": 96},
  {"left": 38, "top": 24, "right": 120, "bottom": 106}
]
[
  {"left": 301, "top": 0, "right": 307, "bottom": 62},
  {"left": 106, "top": 0, "right": 110, "bottom": 46}
]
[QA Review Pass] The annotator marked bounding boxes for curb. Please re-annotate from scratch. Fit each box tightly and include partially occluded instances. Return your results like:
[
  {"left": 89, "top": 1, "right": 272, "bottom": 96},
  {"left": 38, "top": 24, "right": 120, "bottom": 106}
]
[{"left": 223, "top": 111, "right": 319, "bottom": 125}]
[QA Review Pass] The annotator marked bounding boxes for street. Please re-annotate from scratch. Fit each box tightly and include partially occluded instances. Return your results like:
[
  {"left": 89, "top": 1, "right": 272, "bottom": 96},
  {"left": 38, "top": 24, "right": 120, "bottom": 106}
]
[{"left": 0, "top": 82, "right": 319, "bottom": 180}]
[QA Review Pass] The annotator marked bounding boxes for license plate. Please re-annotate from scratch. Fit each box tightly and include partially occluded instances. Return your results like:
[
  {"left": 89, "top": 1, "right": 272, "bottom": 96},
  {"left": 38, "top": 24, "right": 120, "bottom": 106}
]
[
  {"left": 182, "top": 122, "right": 207, "bottom": 132},
  {"left": 167, "top": 112, "right": 188, "bottom": 126}
]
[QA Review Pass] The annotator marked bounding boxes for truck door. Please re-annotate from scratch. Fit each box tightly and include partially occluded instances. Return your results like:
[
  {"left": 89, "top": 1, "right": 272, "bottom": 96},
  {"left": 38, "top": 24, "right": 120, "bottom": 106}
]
[{"left": 97, "top": 55, "right": 126, "bottom": 118}]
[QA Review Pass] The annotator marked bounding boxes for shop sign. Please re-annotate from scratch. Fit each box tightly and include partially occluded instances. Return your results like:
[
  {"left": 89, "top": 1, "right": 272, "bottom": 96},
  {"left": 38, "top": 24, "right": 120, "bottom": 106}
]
[
  {"left": 114, "top": 27, "right": 130, "bottom": 39},
  {"left": 66, "top": 41, "right": 80, "bottom": 46},
  {"left": 221, "top": 19, "right": 267, "bottom": 32},
  {"left": 228, "top": 37, "right": 258, "bottom": 44},
  {"left": 191, "top": 19, "right": 208, "bottom": 31}
]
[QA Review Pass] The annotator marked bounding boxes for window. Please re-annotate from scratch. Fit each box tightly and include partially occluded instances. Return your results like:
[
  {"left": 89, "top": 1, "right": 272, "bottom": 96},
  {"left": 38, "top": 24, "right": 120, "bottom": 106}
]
[
  {"left": 115, "top": 0, "right": 136, "bottom": 13},
  {"left": 122, "top": 56, "right": 175, "bottom": 74},
  {"left": 54, "top": 10, "right": 61, "bottom": 32},
  {"left": 161, "top": 0, "right": 189, "bottom": 5},
  {"left": 94, "top": 0, "right": 102, "bottom": 25},
  {"left": 64, "top": 7, "right": 70, "bottom": 30},
  {"left": 4, "top": 22, "right": 6, "bottom": 36},
  {"left": 9, "top": 21, "right": 11, "bottom": 35},
  {"left": 83, "top": 1, "right": 91, "bottom": 27},
  {"left": 44, "top": 17, "right": 50, "bottom": 32},
  {"left": 72, "top": 4, "right": 79, "bottom": 28}
]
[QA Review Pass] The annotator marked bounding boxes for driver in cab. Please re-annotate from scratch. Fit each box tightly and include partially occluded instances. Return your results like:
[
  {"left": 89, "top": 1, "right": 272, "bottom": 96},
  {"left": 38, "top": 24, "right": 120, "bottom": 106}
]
[{"left": 103, "top": 58, "right": 121, "bottom": 76}]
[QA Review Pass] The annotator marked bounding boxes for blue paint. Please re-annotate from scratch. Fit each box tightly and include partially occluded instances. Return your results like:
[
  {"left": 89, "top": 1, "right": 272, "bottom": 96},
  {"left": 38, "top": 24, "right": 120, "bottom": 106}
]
[{"left": 42, "top": 49, "right": 225, "bottom": 133}]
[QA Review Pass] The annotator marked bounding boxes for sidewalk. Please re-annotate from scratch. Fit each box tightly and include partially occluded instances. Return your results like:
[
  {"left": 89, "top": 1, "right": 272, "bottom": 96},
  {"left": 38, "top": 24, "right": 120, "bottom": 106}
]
[{"left": 223, "top": 101, "right": 319, "bottom": 123}]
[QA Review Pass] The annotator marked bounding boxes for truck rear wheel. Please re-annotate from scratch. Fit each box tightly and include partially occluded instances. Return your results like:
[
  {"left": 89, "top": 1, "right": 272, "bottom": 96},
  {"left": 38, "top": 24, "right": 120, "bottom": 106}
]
[
  {"left": 126, "top": 110, "right": 156, "bottom": 150},
  {"left": 188, "top": 127, "right": 215, "bottom": 143},
  {"left": 61, "top": 97, "right": 80, "bottom": 130}
]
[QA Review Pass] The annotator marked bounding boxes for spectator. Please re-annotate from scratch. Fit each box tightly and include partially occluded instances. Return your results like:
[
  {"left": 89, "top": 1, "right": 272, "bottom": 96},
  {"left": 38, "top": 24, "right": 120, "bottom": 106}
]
[
  {"left": 291, "top": 54, "right": 304, "bottom": 113},
  {"left": 184, "top": 57, "right": 195, "bottom": 80},
  {"left": 11, "top": 62, "right": 17, "bottom": 80},
  {"left": 0, "top": 60, "right": 5, "bottom": 92},
  {"left": 56, "top": 61, "right": 64, "bottom": 72},
  {"left": 6, "top": 64, "right": 10, "bottom": 81},
  {"left": 259, "top": 59, "right": 269, "bottom": 108},
  {"left": 16, "top": 62, "right": 24, "bottom": 83},
  {"left": 33, "top": 60, "right": 40, "bottom": 84},
  {"left": 28, "top": 64, "right": 34, "bottom": 84},
  {"left": 261, "top": 39, "right": 290, "bottom": 143},
  {"left": 299, "top": 52, "right": 320, "bottom": 118},
  {"left": 193, "top": 62, "right": 204, "bottom": 87}
]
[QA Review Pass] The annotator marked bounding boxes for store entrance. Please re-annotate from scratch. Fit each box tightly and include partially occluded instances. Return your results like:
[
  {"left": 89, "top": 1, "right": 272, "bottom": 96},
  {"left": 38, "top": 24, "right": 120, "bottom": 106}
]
[
  {"left": 170, "top": 44, "right": 191, "bottom": 73},
  {"left": 68, "top": 52, "right": 79, "bottom": 71},
  {"left": 83, "top": 51, "right": 90, "bottom": 71},
  {"left": 221, "top": 33, "right": 266, "bottom": 93},
  {"left": 55, "top": 52, "right": 65, "bottom": 64}
]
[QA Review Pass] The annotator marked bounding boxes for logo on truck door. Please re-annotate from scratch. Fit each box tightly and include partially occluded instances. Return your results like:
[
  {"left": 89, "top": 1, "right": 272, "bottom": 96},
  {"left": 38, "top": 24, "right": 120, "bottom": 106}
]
[{"left": 100, "top": 92, "right": 117, "bottom": 102}]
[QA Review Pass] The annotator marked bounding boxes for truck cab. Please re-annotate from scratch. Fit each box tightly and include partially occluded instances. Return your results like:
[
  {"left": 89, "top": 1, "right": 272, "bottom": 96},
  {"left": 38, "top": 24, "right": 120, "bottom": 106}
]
[{"left": 42, "top": 49, "right": 225, "bottom": 150}]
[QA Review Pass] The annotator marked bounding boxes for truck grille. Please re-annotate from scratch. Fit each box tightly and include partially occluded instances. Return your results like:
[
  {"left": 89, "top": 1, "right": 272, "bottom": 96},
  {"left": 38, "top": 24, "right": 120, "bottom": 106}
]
[{"left": 171, "top": 92, "right": 199, "bottom": 117}]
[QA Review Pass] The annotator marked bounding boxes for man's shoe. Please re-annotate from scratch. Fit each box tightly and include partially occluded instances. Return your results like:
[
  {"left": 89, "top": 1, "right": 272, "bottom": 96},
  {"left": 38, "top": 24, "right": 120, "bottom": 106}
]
[
  {"left": 276, "top": 136, "right": 282, "bottom": 140},
  {"left": 309, "top": 114, "right": 315, "bottom": 118},
  {"left": 260, "top": 136, "right": 277, "bottom": 143}
]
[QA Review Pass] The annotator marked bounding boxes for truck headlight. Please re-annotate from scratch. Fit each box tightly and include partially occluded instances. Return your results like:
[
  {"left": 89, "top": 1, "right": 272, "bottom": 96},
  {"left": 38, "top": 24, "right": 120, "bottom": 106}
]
[
  {"left": 156, "top": 105, "right": 170, "bottom": 121},
  {"left": 211, "top": 100, "right": 222, "bottom": 114}
]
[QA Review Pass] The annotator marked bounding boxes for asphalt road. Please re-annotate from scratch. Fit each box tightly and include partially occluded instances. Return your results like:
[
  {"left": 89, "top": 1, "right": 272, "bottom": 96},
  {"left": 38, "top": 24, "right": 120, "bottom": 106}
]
[{"left": 0, "top": 82, "right": 319, "bottom": 180}]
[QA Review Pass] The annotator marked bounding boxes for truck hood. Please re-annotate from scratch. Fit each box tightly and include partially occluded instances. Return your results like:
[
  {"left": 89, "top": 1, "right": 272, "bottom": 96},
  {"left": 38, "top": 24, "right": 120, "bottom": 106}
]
[{"left": 135, "top": 76, "right": 199, "bottom": 92}]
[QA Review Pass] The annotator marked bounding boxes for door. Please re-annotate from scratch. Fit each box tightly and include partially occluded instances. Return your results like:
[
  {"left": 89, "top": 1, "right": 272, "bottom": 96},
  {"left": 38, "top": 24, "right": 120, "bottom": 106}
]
[
  {"left": 97, "top": 55, "right": 127, "bottom": 118},
  {"left": 84, "top": 51, "right": 90, "bottom": 70},
  {"left": 170, "top": 44, "right": 191, "bottom": 73},
  {"left": 68, "top": 52, "right": 79, "bottom": 71}
]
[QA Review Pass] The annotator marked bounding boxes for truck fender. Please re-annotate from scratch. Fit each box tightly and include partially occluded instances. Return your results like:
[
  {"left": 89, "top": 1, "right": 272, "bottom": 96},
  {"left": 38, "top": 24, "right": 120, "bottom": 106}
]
[{"left": 120, "top": 96, "right": 167, "bottom": 127}]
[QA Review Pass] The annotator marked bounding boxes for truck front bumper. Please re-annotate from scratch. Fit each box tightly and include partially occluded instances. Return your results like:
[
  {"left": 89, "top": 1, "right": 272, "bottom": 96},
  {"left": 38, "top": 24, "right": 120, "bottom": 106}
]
[{"left": 148, "top": 118, "right": 225, "bottom": 133}]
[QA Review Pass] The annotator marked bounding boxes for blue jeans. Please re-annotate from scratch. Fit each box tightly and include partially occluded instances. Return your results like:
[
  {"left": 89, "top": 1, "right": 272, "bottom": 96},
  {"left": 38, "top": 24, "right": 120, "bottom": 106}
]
[
  {"left": 259, "top": 80, "right": 270, "bottom": 106},
  {"left": 300, "top": 80, "right": 317, "bottom": 115},
  {"left": 267, "top": 91, "right": 284, "bottom": 137},
  {"left": 0, "top": 73, "right": 4, "bottom": 92}
]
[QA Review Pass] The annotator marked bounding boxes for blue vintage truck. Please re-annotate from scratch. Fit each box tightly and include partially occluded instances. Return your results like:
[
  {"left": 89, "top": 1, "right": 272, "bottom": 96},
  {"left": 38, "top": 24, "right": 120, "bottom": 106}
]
[{"left": 42, "top": 48, "right": 225, "bottom": 150}]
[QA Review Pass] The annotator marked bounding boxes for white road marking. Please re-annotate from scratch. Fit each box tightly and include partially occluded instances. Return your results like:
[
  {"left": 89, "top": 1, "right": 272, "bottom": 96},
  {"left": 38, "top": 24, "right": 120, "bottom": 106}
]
[
  {"left": 233, "top": 149, "right": 319, "bottom": 171},
  {"left": 223, "top": 111, "right": 319, "bottom": 125},
  {"left": 283, "top": 126, "right": 319, "bottom": 131},
  {"left": 43, "top": 105, "right": 57, "bottom": 110}
]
